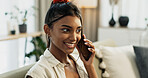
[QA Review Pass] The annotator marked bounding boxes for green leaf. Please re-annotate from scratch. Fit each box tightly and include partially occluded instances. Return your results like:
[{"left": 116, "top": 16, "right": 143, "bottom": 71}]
[{"left": 25, "top": 36, "right": 46, "bottom": 61}]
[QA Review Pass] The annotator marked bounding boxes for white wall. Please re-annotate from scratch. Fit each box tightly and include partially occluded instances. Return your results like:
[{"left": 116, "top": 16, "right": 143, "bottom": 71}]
[
  {"left": 99, "top": 0, "right": 148, "bottom": 29},
  {"left": 0, "top": 0, "right": 36, "bottom": 74}
]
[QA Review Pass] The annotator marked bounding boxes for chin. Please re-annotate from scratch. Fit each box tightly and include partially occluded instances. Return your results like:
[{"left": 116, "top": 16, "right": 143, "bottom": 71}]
[{"left": 65, "top": 49, "right": 74, "bottom": 54}]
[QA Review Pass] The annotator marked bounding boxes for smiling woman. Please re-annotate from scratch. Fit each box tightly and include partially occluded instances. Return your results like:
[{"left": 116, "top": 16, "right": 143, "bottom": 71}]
[
  {"left": 47, "top": 16, "right": 82, "bottom": 54},
  {"left": 25, "top": 0, "right": 98, "bottom": 78}
]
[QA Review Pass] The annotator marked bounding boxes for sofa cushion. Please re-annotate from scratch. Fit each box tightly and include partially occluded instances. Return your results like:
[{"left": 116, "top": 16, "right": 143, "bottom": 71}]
[
  {"left": 133, "top": 46, "right": 148, "bottom": 78},
  {"left": 93, "top": 39, "right": 116, "bottom": 48},
  {"left": 93, "top": 39, "right": 116, "bottom": 78},
  {"left": 96, "top": 45, "right": 140, "bottom": 78}
]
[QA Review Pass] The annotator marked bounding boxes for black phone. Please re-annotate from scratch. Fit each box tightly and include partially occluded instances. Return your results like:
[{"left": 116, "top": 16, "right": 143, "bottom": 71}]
[{"left": 77, "top": 33, "right": 92, "bottom": 61}]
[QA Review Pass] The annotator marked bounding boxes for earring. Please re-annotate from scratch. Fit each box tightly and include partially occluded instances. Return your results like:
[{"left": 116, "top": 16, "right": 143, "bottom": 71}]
[
  {"left": 46, "top": 34, "right": 50, "bottom": 48},
  {"left": 47, "top": 34, "right": 50, "bottom": 39},
  {"left": 47, "top": 34, "right": 50, "bottom": 37}
]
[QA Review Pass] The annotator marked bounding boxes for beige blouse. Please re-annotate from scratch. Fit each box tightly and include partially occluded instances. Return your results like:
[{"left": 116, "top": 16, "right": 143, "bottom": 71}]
[{"left": 25, "top": 48, "right": 88, "bottom": 78}]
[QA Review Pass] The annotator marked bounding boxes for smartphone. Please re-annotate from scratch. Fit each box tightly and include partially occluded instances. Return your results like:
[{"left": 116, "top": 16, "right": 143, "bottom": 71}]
[{"left": 77, "top": 34, "right": 92, "bottom": 61}]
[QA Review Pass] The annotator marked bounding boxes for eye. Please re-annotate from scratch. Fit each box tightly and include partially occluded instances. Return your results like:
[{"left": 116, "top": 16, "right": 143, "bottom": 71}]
[
  {"left": 76, "top": 29, "right": 82, "bottom": 33},
  {"left": 61, "top": 28, "right": 70, "bottom": 32}
]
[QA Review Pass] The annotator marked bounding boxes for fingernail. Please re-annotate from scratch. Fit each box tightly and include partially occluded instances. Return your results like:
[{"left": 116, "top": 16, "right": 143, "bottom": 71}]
[
  {"left": 84, "top": 34, "right": 86, "bottom": 37},
  {"left": 88, "top": 48, "right": 91, "bottom": 50},
  {"left": 83, "top": 39, "right": 87, "bottom": 41}
]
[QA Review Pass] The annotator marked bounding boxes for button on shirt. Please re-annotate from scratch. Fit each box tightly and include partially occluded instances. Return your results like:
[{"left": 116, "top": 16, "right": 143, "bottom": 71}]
[{"left": 25, "top": 49, "right": 88, "bottom": 78}]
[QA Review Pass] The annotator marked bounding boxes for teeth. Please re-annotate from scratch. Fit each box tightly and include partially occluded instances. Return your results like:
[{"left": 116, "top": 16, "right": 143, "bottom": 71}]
[{"left": 65, "top": 43, "right": 74, "bottom": 46}]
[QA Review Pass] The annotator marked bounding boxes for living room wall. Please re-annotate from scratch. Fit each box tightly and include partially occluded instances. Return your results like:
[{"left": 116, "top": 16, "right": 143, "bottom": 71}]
[{"left": 36, "top": 0, "right": 100, "bottom": 42}]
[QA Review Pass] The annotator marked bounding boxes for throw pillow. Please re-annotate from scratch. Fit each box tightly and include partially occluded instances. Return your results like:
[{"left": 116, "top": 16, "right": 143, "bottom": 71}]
[
  {"left": 133, "top": 46, "right": 148, "bottom": 78},
  {"left": 96, "top": 45, "right": 140, "bottom": 78}
]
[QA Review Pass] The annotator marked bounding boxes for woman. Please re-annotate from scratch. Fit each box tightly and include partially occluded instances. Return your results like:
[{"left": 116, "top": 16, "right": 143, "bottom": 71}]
[{"left": 26, "top": 0, "right": 98, "bottom": 78}]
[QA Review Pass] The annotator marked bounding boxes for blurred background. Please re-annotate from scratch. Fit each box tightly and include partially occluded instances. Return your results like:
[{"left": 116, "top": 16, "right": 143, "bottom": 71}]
[{"left": 0, "top": 0, "right": 148, "bottom": 74}]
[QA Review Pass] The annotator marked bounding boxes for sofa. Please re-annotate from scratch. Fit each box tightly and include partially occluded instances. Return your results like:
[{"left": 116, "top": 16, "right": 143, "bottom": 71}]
[
  {"left": 0, "top": 64, "right": 34, "bottom": 78},
  {"left": 0, "top": 39, "right": 147, "bottom": 78},
  {"left": 94, "top": 40, "right": 148, "bottom": 78}
]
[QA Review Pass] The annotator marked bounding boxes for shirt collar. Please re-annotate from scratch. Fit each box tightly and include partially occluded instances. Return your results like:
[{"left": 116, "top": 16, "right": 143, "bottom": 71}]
[
  {"left": 41, "top": 48, "right": 62, "bottom": 67},
  {"left": 41, "top": 48, "right": 79, "bottom": 68},
  {"left": 40, "top": 48, "right": 87, "bottom": 76}
]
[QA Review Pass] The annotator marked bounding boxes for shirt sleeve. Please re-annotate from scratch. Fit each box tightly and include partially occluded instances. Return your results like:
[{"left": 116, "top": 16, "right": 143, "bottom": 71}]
[{"left": 25, "top": 64, "right": 53, "bottom": 78}]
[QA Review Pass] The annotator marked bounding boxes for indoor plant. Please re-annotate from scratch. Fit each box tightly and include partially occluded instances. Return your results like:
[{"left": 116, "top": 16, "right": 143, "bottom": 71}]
[
  {"left": 19, "top": 10, "right": 27, "bottom": 33},
  {"left": 17, "top": 6, "right": 37, "bottom": 33},
  {"left": 25, "top": 36, "right": 46, "bottom": 61},
  {"left": 5, "top": 6, "right": 38, "bottom": 33},
  {"left": 5, "top": 7, "right": 18, "bottom": 35}
]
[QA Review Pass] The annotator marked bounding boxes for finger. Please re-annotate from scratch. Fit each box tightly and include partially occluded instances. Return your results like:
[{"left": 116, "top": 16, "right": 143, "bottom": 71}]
[
  {"left": 83, "top": 39, "right": 93, "bottom": 44},
  {"left": 85, "top": 42, "right": 95, "bottom": 48},
  {"left": 87, "top": 48, "right": 96, "bottom": 61},
  {"left": 83, "top": 34, "right": 86, "bottom": 39},
  {"left": 88, "top": 48, "right": 95, "bottom": 54}
]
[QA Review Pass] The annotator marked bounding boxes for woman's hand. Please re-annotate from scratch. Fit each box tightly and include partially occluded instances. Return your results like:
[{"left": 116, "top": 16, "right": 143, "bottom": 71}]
[
  {"left": 76, "top": 34, "right": 98, "bottom": 78},
  {"left": 76, "top": 34, "right": 96, "bottom": 66}
]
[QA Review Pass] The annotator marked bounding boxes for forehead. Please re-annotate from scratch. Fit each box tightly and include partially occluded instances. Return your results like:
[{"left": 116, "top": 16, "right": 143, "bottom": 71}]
[{"left": 53, "top": 16, "right": 82, "bottom": 27}]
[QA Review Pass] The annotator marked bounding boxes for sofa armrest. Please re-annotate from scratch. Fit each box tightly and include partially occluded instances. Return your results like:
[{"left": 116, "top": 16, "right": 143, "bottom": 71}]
[{"left": 0, "top": 64, "right": 34, "bottom": 78}]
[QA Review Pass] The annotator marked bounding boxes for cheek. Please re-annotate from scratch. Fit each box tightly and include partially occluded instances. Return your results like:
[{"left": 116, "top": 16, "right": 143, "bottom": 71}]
[
  {"left": 54, "top": 33, "right": 69, "bottom": 42},
  {"left": 50, "top": 30, "right": 62, "bottom": 42},
  {"left": 77, "top": 34, "right": 81, "bottom": 42}
]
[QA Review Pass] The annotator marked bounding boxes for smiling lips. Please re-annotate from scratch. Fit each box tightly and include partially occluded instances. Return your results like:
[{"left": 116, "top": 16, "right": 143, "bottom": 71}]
[{"left": 65, "top": 42, "right": 76, "bottom": 48}]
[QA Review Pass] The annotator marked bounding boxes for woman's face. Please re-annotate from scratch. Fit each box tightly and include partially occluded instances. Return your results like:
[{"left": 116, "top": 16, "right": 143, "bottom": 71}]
[{"left": 49, "top": 16, "right": 82, "bottom": 54}]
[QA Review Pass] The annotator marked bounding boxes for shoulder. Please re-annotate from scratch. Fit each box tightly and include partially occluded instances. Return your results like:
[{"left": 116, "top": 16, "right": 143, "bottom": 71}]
[{"left": 25, "top": 59, "right": 54, "bottom": 78}]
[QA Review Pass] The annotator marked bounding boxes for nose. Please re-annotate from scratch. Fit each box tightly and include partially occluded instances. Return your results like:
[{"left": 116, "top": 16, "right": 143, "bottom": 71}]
[{"left": 69, "top": 32, "right": 77, "bottom": 41}]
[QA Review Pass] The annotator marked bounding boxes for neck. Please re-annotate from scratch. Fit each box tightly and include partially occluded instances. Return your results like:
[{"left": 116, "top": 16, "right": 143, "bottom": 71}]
[{"left": 49, "top": 42, "right": 70, "bottom": 64}]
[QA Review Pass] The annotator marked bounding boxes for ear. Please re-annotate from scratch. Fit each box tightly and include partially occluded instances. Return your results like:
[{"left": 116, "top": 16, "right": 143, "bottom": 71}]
[{"left": 44, "top": 24, "right": 51, "bottom": 36}]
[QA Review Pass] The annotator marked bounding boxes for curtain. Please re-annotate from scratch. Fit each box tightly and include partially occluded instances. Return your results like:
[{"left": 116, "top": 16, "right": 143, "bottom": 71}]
[
  {"left": 82, "top": 8, "right": 98, "bottom": 42},
  {"left": 36, "top": 0, "right": 52, "bottom": 31}
]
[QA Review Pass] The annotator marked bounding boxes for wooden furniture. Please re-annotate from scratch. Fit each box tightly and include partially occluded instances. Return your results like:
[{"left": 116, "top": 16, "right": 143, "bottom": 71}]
[{"left": 0, "top": 32, "right": 44, "bottom": 41}]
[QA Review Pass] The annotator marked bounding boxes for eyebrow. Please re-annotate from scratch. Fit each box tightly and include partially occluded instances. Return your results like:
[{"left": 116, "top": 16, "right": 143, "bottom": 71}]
[{"left": 61, "top": 25, "right": 82, "bottom": 28}]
